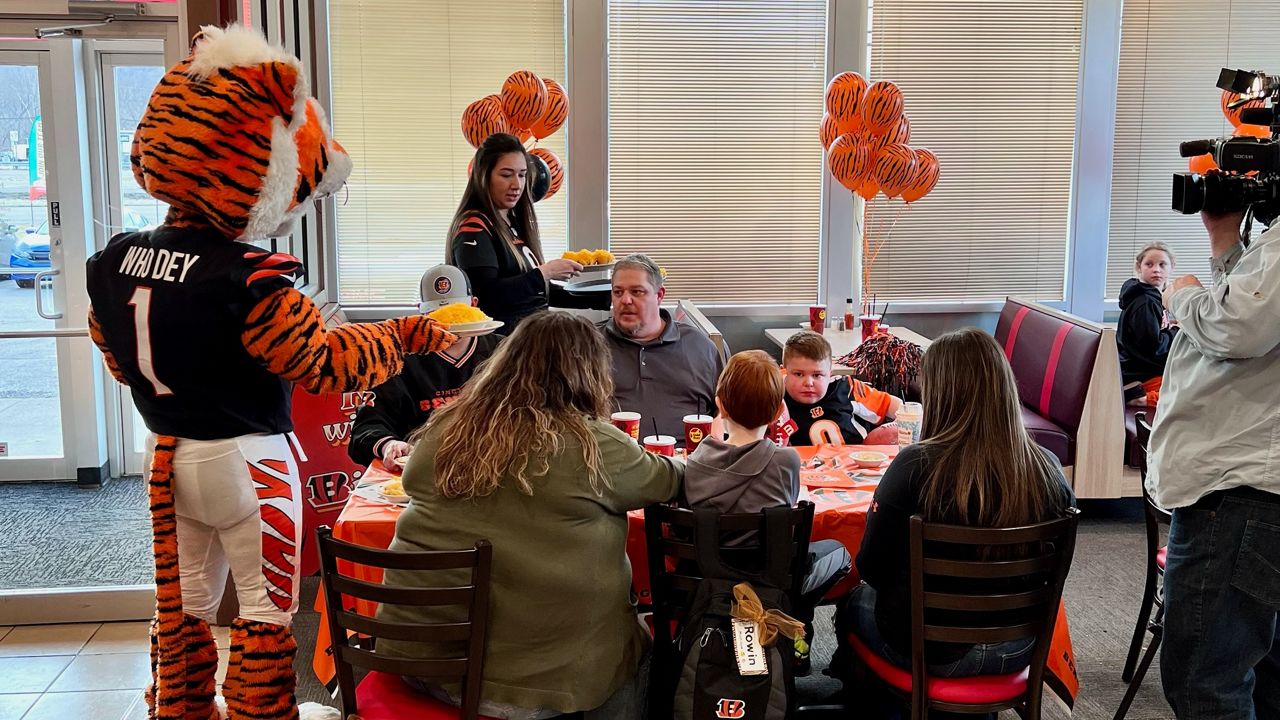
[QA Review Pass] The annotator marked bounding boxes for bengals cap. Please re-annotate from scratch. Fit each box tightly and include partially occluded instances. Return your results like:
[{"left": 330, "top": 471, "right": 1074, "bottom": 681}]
[{"left": 419, "top": 264, "right": 473, "bottom": 312}]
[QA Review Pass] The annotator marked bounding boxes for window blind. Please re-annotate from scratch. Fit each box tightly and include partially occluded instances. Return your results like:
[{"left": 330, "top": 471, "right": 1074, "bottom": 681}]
[
  {"left": 864, "top": 0, "right": 1083, "bottom": 303},
  {"left": 607, "top": 0, "right": 826, "bottom": 305},
  {"left": 329, "top": 0, "right": 566, "bottom": 304},
  {"left": 1106, "top": 0, "right": 1279, "bottom": 299}
]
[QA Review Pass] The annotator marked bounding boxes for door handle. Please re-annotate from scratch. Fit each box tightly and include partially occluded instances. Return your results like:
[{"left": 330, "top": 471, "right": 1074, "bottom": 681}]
[{"left": 34, "top": 268, "right": 62, "bottom": 320}]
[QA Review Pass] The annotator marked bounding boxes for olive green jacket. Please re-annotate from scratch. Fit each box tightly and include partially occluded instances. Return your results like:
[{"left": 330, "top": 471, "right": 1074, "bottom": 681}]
[{"left": 377, "top": 417, "right": 683, "bottom": 713}]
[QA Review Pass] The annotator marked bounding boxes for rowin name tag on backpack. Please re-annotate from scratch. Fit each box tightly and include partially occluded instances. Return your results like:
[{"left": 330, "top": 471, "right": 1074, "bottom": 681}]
[{"left": 731, "top": 618, "right": 768, "bottom": 676}]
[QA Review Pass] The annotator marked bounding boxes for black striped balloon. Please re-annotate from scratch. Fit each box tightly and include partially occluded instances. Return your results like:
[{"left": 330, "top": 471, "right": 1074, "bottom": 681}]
[
  {"left": 461, "top": 95, "right": 510, "bottom": 148},
  {"left": 501, "top": 70, "right": 548, "bottom": 129},
  {"left": 827, "top": 132, "right": 872, "bottom": 192},
  {"left": 819, "top": 113, "right": 840, "bottom": 149},
  {"left": 871, "top": 115, "right": 910, "bottom": 154},
  {"left": 861, "top": 81, "right": 904, "bottom": 136},
  {"left": 531, "top": 78, "right": 568, "bottom": 139},
  {"left": 530, "top": 147, "right": 562, "bottom": 200},
  {"left": 873, "top": 143, "right": 916, "bottom": 198},
  {"left": 825, "top": 71, "right": 868, "bottom": 135}
]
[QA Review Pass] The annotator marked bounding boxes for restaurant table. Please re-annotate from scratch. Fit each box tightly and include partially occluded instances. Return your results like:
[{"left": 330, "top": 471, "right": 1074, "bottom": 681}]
[
  {"left": 764, "top": 326, "right": 932, "bottom": 376},
  {"left": 310, "top": 445, "right": 1078, "bottom": 708}
]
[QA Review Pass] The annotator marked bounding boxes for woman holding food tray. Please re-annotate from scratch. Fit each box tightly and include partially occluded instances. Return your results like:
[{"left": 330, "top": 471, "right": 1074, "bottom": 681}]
[{"left": 447, "top": 132, "right": 610, "bottom": 333}]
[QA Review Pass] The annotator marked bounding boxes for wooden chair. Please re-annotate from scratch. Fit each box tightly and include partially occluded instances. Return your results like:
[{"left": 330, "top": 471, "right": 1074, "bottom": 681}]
[
  {"left": 315, "top": 526, "right": 493, "bottom": 720},
  {"left": 1114, "top": 412, "right": 1170, "bottom": 720},
  {"left": 846, "top": 510, "right": 1080, "bottom": 720},
  {"left": 643, "top": 502, "right": 816, "bottom": 720}
]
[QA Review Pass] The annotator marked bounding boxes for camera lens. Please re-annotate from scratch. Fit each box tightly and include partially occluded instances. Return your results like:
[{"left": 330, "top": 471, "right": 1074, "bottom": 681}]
[{"left": 1172, "top": 172, "right": 1205, "bottom": 214}]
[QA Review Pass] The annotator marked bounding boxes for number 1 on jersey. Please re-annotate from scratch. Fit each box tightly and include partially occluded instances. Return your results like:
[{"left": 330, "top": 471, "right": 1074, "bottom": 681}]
[{"left": 128, "top": 286, "right": 174, "bottom": 396}]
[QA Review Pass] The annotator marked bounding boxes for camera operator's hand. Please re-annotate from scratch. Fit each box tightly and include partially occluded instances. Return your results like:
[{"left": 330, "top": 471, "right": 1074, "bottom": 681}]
[
  {"left": 1201, "top": 209, "right": 1248, "bottom": 257},
  {"left": 1164, "top": 274, "right": 1203, "bottom": 309}
]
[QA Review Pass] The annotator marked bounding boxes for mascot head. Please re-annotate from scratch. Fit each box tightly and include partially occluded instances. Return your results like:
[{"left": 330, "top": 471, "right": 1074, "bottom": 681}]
[{"left": 131, "top": 25, "right": 352, "bottom": 241}]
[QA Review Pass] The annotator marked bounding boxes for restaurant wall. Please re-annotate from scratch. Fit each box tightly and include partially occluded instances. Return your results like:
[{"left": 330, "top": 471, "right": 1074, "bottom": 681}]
[{"left": 705, "top": 312, "right": 998, "bottom": 359}]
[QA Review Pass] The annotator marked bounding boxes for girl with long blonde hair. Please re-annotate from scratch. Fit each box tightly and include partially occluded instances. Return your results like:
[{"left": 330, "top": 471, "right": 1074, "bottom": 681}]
[
  {"left": 382, "top": 311, "right": 683, "bottom": 720},
  {"left": 837, "top": 327, "right": 1074, "bottom": 680}
]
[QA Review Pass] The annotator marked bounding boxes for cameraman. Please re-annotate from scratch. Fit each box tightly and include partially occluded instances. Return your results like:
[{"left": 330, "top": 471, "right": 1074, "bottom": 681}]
[{"left": 1149, "top": 208, "right": 1280, "bottom": 719}]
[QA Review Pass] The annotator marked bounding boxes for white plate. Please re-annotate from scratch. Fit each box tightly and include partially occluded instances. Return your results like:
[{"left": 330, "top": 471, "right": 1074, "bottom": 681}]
[
  {"left": 579, "top": 262, "right": 615, "bottom": 271},
  {"left": 556, "top": 278, "right": 613, "bottom": 294},
  {"left": 449, "top": 320, "right": 504, "bottom": 337},
  {"left": 354, "top": 482, "right": 409, "bottom": 505}
]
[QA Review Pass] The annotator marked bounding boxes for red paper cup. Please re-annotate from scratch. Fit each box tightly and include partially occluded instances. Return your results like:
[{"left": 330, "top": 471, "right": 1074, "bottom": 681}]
[
  {"left": 611, "top": 411, "right": 641, "bottom": 440},
  {"left": 642, "top": 435, "right": 676, "bottom": 456},
  {"left": 809, "top": 305, "right": 828, "bottom": 334},
  {"left": 859, "top": 314, "right": 882, "bottom": 342},
  {"left": 683, "top": 414, "right": 714, "bottom": 452}
]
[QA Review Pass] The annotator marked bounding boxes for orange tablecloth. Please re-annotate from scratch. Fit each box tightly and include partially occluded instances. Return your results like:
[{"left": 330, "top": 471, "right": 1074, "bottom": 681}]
[{"left": 310, "top": 447, "right": 1077, "bottom": 708}]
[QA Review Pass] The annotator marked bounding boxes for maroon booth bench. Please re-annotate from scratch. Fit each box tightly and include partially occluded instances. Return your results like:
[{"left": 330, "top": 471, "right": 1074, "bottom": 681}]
[{"left": 994, "top": 298, "right": 1126, "bottom": 498}]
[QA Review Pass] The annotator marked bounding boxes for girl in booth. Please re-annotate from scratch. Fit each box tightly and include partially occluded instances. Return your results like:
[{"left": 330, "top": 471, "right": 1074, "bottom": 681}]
[
  {"left": 446, "top": 133, "right": 606, "bottom": 333},
  {"left": 1117, "top": 242, "right": 1179, "bottom": 406}
]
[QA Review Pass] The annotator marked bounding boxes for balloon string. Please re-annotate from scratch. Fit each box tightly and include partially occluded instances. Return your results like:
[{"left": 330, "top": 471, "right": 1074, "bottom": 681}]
[
  {"left": 862, "top": 194, "right": 874, "bottom": 310},
  {"left": 867, "top": 200, "right": 906, "bottom": 272}
]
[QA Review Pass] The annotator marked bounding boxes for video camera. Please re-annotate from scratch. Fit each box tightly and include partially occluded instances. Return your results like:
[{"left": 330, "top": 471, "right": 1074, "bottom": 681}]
[{"left": 1173, "top": 68, "right": 1280, "bottom": 226}]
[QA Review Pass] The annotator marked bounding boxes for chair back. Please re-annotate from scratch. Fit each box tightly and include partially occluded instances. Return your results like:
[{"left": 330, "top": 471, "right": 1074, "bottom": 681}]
[
  {"left": 675, "top": 299, "right": 730, "bottom": 363},
  {"left": 1134, "top": 412, "right": 1171, "bottom": 560},
  {"left": 644, "top": 502, "right": 815, "bottom": 716},
  {"left": 315, "top": 526, "right": 493, "bottom": 720},
  {"left": 906, "top": 508, "right": 1080, "bottom": 716}
]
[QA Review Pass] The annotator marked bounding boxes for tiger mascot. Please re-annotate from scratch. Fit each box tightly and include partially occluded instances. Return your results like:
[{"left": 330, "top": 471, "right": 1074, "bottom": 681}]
[{"left": 85, "top": 25, "right": 455, "bottom": 720}]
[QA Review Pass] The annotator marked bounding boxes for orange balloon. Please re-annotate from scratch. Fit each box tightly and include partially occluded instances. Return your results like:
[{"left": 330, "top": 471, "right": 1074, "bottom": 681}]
[
  {"left": 827, "top": 133, "right": 872, "bottom": 192},
  {"left": 513, "top": 126, "right": 533, "bottom": 143},
  {"left": 855, "top": 176, "right": 880, "bottom": 201},
  {"left": 862, "top": 81, "right": 904, "bottom": 136},
  {"left": 1188, "top": 153, "right": 1217, "bottom": 174},
  {"left": 461, "top": 95, "right": 510, "bottom": 148},
  {"left": 1234, "top": 123, "right": 1271, "bottom": 139},
  {"left": 819, "top": 114, "right": 840, "bottom": 149},
  {"left": 901, "top": 148, "right": 939, "bottom": 203},
  {"left": 1221, "top": 90, "right": 1266, "bottom": 128},
  {"left": 501, "top": 70, "right": 548, "bottom": 129},
  {"left": 871, "top": 115, "right": 911, "bottom": 154},
  {"left": 530, "top": 78, "right": 568, "bottom": 140},
  {"left": 873, "top": 143, "right": 916, "bottom": 198},
  {"left": 825, "top": 72, "right": 868, "bottom": 131},
  {"left": 529, "top": 147, "right": 562, "bottom": 200}
]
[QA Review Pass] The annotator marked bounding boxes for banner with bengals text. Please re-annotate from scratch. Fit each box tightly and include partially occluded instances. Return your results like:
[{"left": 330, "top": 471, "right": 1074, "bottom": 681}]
[{"left": 290, "top": 385, "right": 374, "bottom": 576}]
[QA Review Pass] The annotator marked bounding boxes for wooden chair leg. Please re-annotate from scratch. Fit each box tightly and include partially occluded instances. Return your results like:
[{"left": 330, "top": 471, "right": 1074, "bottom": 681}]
[
  {"left": 1114, "top": 628, "right": 1161, "bottom": 720},
  {"left": 1122, "top": 566, "right": 1157, "bottom": 682}
]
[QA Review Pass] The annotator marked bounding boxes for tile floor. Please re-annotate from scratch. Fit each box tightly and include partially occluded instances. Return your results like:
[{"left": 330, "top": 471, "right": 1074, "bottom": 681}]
[{"left": 0, "top": 622, "right": 230, "bottom": 720}]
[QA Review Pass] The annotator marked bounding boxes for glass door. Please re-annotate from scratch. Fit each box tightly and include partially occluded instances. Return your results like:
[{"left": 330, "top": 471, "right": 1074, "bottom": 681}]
[
  {"left": 0, "top": 48, "right": 71, "bottom": 480},
  {"left": 98, "top": 48, "right": 167, "bottom": 476}
]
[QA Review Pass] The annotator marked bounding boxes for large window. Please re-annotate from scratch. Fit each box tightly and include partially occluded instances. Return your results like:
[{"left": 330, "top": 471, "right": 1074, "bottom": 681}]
[
  {"left": 607, "top": 0, "right": 826, "bottom": 305},
  {"left": 1106, "top": 0, "right": 1279, "bottom": 299},
  {"left": 329, "top": 1, "right": 566, "bottom": 304},
  {"left": 863, "top": 0, "right": 1083, "bottom": 303}
]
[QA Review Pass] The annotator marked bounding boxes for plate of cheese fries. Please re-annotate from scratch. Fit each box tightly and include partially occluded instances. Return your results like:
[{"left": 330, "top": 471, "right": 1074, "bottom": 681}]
[{"left": 426, "top": 303, "right": 503, "bottom": 336}]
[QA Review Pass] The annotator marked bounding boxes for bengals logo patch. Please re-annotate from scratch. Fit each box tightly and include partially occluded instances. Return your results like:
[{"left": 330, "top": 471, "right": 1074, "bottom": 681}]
[
  {"left": 434, "top": 276, "right": 452, "bottom": 295},
  {"left": 306, "top": 471, "right": 353, "bottom": 511},
  {"left": 810, "top": 407, "right": 825, "bottom": 419},
  {"left": 716, "top": 699, "right": 746, "bottom": 719}
]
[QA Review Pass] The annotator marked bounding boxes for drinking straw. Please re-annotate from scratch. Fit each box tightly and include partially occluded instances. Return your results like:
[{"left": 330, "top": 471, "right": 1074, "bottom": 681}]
[
  {"left": 881, "top": 302, "right": 891, "bottom": 323},
  {"left": 652, "top": 417, "right": 660, "bottom": 440}
]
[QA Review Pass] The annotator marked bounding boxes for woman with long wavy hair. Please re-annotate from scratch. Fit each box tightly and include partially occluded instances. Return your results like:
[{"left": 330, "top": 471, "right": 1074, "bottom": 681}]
[
  {"left": 377, "top": 311, "right": 683, "bottom": 720},
  {"left": 835, "top": 327, "right": 1075, "bottom": 682}
]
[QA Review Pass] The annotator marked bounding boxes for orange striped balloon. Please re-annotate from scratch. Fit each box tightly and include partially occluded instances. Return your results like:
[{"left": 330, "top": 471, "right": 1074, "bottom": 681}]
[
  {"left": 1187, "top": 153, "right": 1216, "bottom": 175},
  {"left": 1221, "top": 90, "right": 1266, "bottom": 128},
  {"left": 825, "top": 72, "right": 868, "bottom": 134},
  {"left": 461, "top": 95, "right": 511, "bottom": 148},
  {"left": 871, "top": 115, "right": 911, "bottom": 154},
  {"left": 855, "top": 176, "right": 880, "bottom": 201},
  {"left": 827, "top": 133, "right": 872, "bottom": 192},
  {"left": 1235, "top": 123, "right": 1270, "bottom": 139},
  {"left": 530, "top": 78, "right": 568, "bottom": 140},
  {"left": 901, "top": 148, "right": 939, "bottom": 203},
  {"left": 502, "top": 70, "right": 548, "bottom": 130},
  {"left": 819, "top": 113, "right": 840, "bottom": 149},
  {"left": 513, "top": 126, "right": 533, "bottom": 143},
  {"left": 530, "top": 147, "right": 563, "bottom": 200},
  {"left": 873, "top": 143, "right": 916, "bottom": 198},
  {"left": 862, "top": 81, "right": 904, "bottom": 136}
]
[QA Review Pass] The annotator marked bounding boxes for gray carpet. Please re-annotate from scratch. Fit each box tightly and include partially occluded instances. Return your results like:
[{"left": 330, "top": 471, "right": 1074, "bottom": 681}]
[
  {"left": 0, "top": 476, "right": 152, "bottom": 590},
  {"left": 0, "top": 480, "right": 1170, "bottom": 717}
]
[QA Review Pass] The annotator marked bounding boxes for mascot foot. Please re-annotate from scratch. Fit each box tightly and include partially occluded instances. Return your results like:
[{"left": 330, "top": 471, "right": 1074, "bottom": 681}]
[
  {"left": 182, "top": 615, "right": 221, "bottom": 720},
  {"left": 223, "top": 620, "right": 299, "bottom": 720}
]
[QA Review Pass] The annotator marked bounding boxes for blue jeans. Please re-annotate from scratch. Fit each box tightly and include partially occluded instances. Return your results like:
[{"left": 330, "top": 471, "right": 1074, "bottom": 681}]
[
  {"left": 1161, "top": 487, "right": 1280, "bottom": 720},
  {"left": 841, "top": 583, "right": 1034, "bottom": 677}
]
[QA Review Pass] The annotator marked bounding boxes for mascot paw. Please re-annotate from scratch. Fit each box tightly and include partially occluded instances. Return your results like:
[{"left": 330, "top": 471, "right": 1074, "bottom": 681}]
[{"left": 298, "top": 702, "right": 342, "bottom": 720}]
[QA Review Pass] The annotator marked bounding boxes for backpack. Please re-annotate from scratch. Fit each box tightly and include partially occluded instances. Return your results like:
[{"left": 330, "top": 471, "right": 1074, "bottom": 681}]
[{"left": 669, "top": 506, "right": 800, "bottom": 720}]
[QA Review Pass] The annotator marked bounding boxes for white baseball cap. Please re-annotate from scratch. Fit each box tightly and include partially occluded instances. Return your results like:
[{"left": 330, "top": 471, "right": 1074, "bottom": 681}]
[{"left": 419, "top": 265, "right": 473, "bottom": 312}]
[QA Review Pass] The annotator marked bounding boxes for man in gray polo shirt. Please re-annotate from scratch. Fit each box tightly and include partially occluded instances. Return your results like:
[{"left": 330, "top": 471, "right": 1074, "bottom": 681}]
[
  {"left": 599, "top": 254, "right": 724, "bottom": 441},
  {"left": 1149, "top": 209, "right": 1280, "bottom": 719}
]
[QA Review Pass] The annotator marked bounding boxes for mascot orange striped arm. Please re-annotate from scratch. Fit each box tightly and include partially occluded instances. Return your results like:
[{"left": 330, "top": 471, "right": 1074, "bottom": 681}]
[{"left": 85, "top": 25, "right": 455, "bottom": 720}]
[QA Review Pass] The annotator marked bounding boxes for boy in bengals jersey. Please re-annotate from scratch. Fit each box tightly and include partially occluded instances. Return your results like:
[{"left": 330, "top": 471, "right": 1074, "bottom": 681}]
[{"left": 779, "top": 331, "right": 902, "bottom": 446}]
